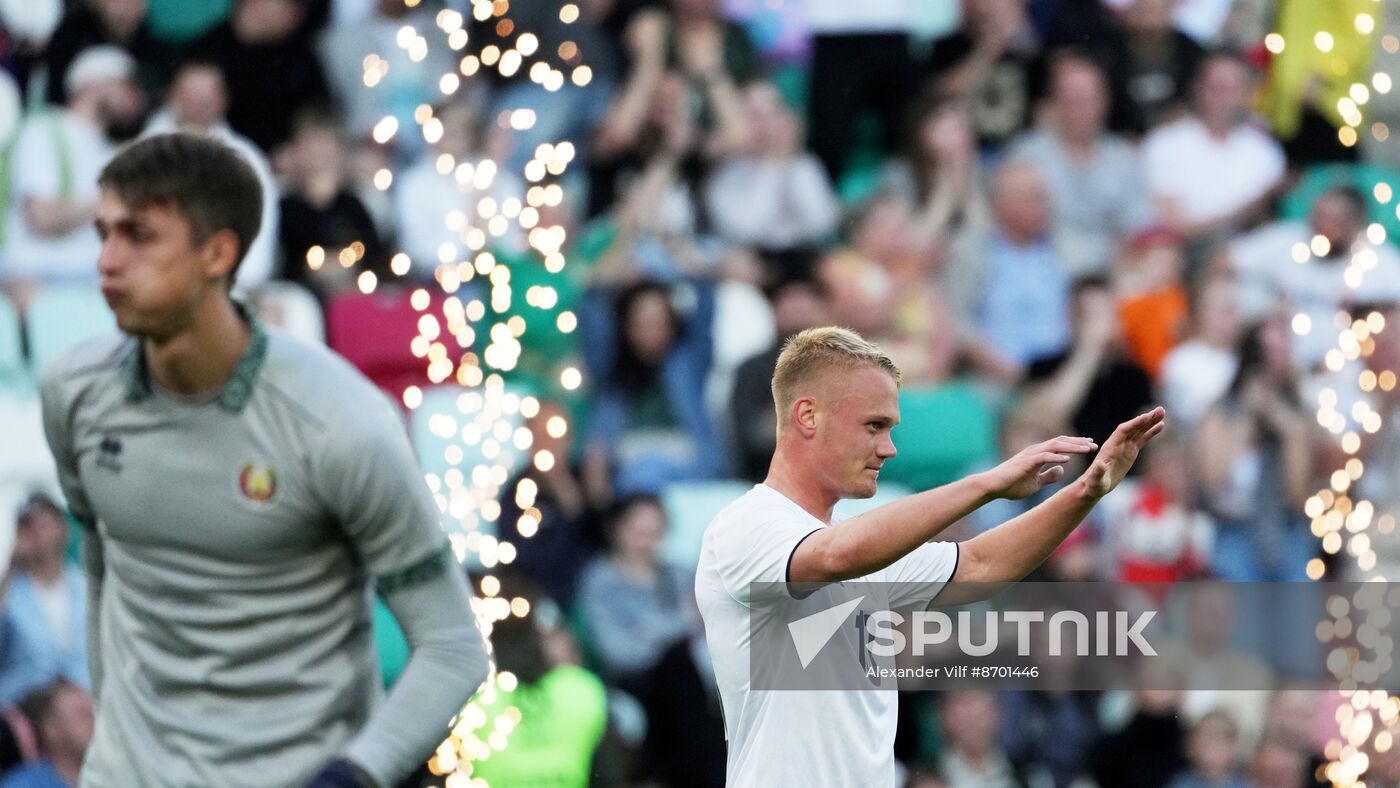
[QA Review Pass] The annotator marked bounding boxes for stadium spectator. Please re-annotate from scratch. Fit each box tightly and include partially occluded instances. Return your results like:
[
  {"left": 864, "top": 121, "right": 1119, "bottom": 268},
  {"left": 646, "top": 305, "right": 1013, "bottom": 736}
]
[
  {"left": 1098, "top": 0, "right": 1207, "bottom": 135},
  {"left": 4, "top": 494, "right": 87, "bottom": 692},
  {"left": 589, "top": 8, "right": 748, "bottom": 214},
  {"left": 0, "top": 606, "right": 54, "bottom": 708},
  {"left": 1013, "top": 277, "right": 1154, "bottom": 452},
  {"left": 0, "top": 46, "right": 141, "bottom": 308},
  {"left": 1154, "top": 586, "right": 1275, "bottom": 752},
  {"left": 469, "top": 573, "right": 611, "bottom": 788},
  {"left": 142, "top": 59, "right": 278, "bottom": 289},
  {"left": 879, "top": 99, "right": 988, "bottom": 277},
  {"left": 1142, "top": 52, "right": 1286, "bottom": 239},
  {"left": 588, "top": 72, "right": 721, "bottom": 286},
  {"left": 703, "top": 81, "right": 839, "bottom": 253},
  {"left": 1248, "top": 732, "right": 1312, "bottom": 788},
  {"left": 190, "top": 0, "right": 330, "bottom": 153},
  {"left": 0, "top": 681, "right": 91, "bottom": 788},
  {"left": 1008, "top": 50, "right": 1152, "bottom": 275},
  {"left": 316, "top": 0, "right": 454, "bottom": 157},
  {"left": 1229, "top": 185, "right": 1400, "bottom": 369},
  {"left": 1091, "top": 690, "right": 1188, "bottom": 788},
  {"left": 802, "top": 0, "right": 917, "bottom": 180},
  {"left": 1196, "top": 320, "right": 1317, "bottom": 581},
  {"left": 394, "top": 100, "right": 527, "bottom": 272},
  {"left": 1165, "top": 709, "right": 1248, "bottom": 788},
  {"left": 276, "top": 108, "right": 387, "bottom": 304},
  {"left": 949, "top": 158, "right": 1072, "bottom": 379},
  {"left": 470, "top": 0, "right": 625, "bottom": 176},
  {"left": 661, "top": 0, "right": 759, "bottom": 152},
  {"left": 1113, "top": 226, "right": 1189, "bottom": 379},
  {"left": 729, "top": 277, "right": 830, "bottom": 482},
  {"left": 817, "top": 192, "right": 961, "bottom": 386},
  {"left": 581, "top": 279, "right": 724, "bottom": 498},
  {"left": 1159, "top": 273, "right": 1243, "bottom": 431},
  {"left": 1098, "top": 435, "right": 1213, "bottom": 583},
  {"left": 41, "top": 0, "right": 173, "bottom": 107},
  {"left": 576, "top": 495, "right": 694, "bottom": 691},
  {"left": 639, "top": 626, "right": 726, "bottom": 788},
  {"left": 924, "top": 0, "right": 1044, "bottom": 151},
  {"left": 998, "top": 686, "right": 1100, "bottom": 787},
  {"left": 937, "top": 691, "right": 1020, "bottom": 788},
  {"left": 497, "top": 401, "right": 605, "bottom": 608}
]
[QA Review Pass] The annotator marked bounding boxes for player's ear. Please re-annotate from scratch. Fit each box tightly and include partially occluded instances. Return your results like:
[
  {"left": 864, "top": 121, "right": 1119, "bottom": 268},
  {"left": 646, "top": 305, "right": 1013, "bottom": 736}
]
[
  {"left": 200, "top": 228, "right": 241, "bottom": 283},
  {"left": 793, "top": 396, "right": 818, "bottom": 438}
]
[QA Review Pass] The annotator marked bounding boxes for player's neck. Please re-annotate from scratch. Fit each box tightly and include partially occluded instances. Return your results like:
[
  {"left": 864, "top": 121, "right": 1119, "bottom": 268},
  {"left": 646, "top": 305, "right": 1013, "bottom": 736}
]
[
  {"left": 144, "top": 296, "right": 251, "bottom": 399},
  {"left": 763, "top": 454, "right": 837, "bottom": 525}
]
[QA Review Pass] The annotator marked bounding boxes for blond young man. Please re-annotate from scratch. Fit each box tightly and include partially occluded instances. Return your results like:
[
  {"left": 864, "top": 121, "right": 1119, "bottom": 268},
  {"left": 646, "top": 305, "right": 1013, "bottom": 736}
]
[{"left": 696, "top": 327, "right": 1165, "bottom": 787}]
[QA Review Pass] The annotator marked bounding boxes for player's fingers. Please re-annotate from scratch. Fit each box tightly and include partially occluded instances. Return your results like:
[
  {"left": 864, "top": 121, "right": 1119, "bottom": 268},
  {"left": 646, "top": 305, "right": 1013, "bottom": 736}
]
[
  {"left": 1119, "top": 407, "right": 1165, "bottom": 437},
  {"left": 1037, "top": 465, "right": 1065, "bottom": 484},
  {"left": 1037, "top": 453, "right": 1072, "bottom": 465},
  {"left": 1141, "top": 422, "right": 1166, "bottom": 442},
  {"left": 1049, "top": 436, "right": 1096, "bottom": 454}
]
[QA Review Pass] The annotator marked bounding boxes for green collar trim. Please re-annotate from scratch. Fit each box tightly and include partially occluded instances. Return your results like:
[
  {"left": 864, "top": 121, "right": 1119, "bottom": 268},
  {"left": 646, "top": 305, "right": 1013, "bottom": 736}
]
[{"left": 123, "top": 303, "right": 268, "bottom": 413}]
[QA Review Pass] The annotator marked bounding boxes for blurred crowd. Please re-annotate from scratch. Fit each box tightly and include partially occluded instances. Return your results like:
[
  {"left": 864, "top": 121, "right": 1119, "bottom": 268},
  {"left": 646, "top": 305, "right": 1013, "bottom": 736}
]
[{"left": 1, "top": 0, "right": 1400, "bottom": 785}]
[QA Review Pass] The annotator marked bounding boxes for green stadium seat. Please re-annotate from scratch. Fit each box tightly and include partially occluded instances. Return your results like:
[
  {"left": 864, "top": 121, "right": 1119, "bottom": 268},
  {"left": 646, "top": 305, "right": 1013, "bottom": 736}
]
[
  {"left": 660, "top": 479, "right": 753, "bottom": 573},
  {"left": 372, "top": 595, "right": 409, "bottom": 689},
  {"left": 879, "top": 382, "right": 998, "bottom": 492},
  {"left": 25, "top": 285, "right": 115, "bottom": 375}
]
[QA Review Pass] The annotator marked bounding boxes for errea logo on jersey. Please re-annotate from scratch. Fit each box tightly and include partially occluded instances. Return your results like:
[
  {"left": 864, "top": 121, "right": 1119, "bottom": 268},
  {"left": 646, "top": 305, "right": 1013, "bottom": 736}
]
[{"left": 238, "top": 463, "right": 278, "bottom": 503}]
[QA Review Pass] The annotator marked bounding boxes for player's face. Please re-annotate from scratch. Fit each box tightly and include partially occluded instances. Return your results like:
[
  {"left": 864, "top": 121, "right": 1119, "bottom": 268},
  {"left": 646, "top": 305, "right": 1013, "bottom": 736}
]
[
  {"left": 817, "top": 366, "right": 899, "bottom": 499},
  {"left": 95, "top": 192, "right": 223, "bottom": 339}
]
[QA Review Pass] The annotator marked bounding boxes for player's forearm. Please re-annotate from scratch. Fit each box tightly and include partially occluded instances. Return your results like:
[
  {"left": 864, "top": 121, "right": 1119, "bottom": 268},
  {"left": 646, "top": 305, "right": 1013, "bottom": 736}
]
[
  {"left": 345, "top": 564, "right": 488, "bottom": 786},
  {"left": 953, "top": 477, "right": 1098, "bottom": 584},
  {"left": 809, "top": 474, "right": 995, "bottom": 581}
]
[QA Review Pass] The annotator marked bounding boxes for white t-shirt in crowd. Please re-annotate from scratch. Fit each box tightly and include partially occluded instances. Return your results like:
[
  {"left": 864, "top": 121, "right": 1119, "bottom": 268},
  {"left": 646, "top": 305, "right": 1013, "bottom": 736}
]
[
  {"left": 695, "top": 483, "right": 959, "bottom": 788},
  {"left": 1142, "top": 117, "right": 1285, "bottom": 226},
  {"left": 1159, "top": 341, "right": 1237, "bottom": 430},
  {"left": 0, "top": 110, "right": 112, "bottom": 283},
  {"left": 1230, "top": 220, "right": 1400, "bottom": 368},
  {"left": 805, "top": 0, "right": 915, "bottom": 33}
]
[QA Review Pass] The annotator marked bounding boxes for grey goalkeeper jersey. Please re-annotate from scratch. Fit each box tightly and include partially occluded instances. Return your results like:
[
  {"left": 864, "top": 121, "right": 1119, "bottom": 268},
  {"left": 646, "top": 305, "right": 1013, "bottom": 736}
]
[{"left": 39, "top": 316, "right": 487, "bottom": 787}]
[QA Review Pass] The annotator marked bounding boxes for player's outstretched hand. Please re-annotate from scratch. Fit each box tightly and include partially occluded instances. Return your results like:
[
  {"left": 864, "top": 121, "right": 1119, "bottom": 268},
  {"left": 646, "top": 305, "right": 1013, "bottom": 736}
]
[
  {"left": 979, "top": 435, "right": 1099, "bottom": 501},
  {"left": 1081, "top": 407, "right": 1167, "bottom": 500}
]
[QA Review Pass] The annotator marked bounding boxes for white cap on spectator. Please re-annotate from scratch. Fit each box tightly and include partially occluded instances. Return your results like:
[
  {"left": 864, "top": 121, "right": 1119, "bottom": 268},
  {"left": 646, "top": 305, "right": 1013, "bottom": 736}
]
[{"left": 65, "top": 45, "right": 137, "bottom": 97}]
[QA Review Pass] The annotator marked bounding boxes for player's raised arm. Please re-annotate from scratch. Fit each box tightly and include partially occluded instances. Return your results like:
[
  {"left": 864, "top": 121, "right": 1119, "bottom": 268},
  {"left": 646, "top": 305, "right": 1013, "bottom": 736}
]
[
  {"left": 787, "top": 434, "right": 1098, "bottom": 584},
  {"left": 948, "top": 407, "right": 1166, "bottom": 587}
]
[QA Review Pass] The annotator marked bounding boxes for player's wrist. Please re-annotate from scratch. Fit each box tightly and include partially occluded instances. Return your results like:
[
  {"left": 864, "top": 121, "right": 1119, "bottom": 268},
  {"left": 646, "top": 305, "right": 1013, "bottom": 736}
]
[
  {"left": 969, "top": 469, "right": 1000, "bottom": 505},
  {"left": 1067, "top": 475, "right": 1102, "bottom": 504}
]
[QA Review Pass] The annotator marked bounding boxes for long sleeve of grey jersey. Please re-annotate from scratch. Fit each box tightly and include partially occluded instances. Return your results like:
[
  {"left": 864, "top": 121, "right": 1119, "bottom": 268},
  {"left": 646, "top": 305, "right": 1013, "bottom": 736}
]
[
  {"left": 80, "top": 529, "right": 104, "bottom": 696},
  {"left": 39, "top": 364, "right": 104, "bottom": 695},
  {"left": 37, "top": 364, "right": 97, "bottom": 529},
  {"left": 342, "top": 564, "right": 488, "bottom": 786}
]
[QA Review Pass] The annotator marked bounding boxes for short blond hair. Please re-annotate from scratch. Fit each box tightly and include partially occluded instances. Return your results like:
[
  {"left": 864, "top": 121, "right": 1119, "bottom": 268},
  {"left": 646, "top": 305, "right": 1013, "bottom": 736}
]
[{"left": 771, "top": 327, "right": 901, "bottom": 428}]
